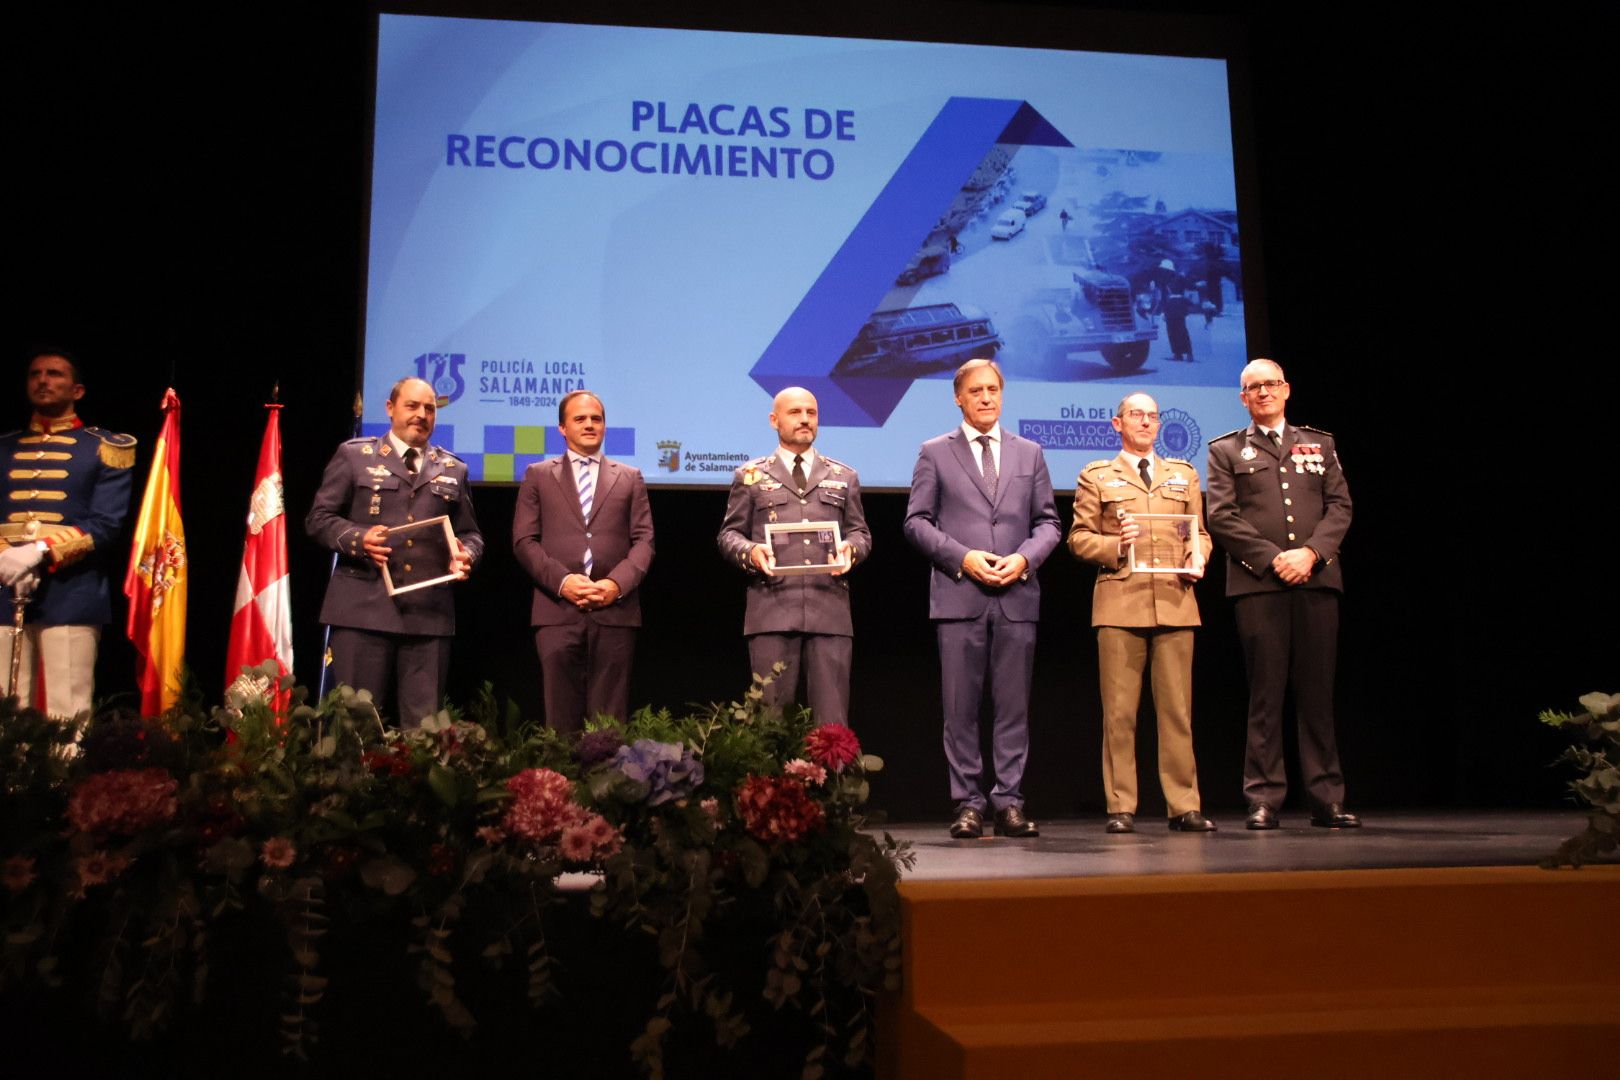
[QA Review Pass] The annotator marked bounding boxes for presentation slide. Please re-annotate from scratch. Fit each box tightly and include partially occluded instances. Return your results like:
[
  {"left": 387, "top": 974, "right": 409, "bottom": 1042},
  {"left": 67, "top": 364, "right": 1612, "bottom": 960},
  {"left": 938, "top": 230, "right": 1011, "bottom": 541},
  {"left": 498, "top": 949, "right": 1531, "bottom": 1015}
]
[{"left": 364, "top": 14, "right": 1250, "bottom": 487}]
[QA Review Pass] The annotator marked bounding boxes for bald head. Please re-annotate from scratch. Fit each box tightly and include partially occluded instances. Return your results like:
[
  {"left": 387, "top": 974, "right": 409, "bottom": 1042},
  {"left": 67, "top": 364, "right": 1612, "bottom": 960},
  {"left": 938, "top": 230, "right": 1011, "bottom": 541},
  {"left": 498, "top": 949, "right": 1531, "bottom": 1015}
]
[{"left": 770, "top": 386, "right": 819, "bottom": 453}]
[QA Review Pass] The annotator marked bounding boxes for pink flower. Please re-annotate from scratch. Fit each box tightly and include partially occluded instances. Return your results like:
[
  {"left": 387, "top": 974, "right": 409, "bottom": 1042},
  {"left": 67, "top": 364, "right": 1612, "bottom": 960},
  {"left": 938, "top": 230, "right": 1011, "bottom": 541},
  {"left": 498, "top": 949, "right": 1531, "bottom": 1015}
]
[
  {"left": 558, "top": 826, "right": 594, "bottom": 862},
  {"left": 783, "top": 758, "right": 828, "bottom": 786},
  {"left": 74, "top": 849, "right": 132, "bottom": 891},
  {"left": 699, "top": 797, "right": 721, "bottom": 823},
  {"left": 735, "top": 775, "right": 826, "bottom": 845},
  {"left": 803, "top": 724, "right": 861, "bottom": 773},
  {"left": 475, "top": 825, "right": 506, "bottom": 846},
  {"left": 66, "top": 768, "right": 179, "bottom": 835},
  {"left": 260, "top": 836, "right": 297, "bottom": 870},
  {"left": 2, "top": 854, "right": 35, "bottom": 893},
  {"left": 503, "top": 768, "right": 576, "bottom": 842},
  {"left": 585, "top": 814, "right": 622, "bottom": 858}
]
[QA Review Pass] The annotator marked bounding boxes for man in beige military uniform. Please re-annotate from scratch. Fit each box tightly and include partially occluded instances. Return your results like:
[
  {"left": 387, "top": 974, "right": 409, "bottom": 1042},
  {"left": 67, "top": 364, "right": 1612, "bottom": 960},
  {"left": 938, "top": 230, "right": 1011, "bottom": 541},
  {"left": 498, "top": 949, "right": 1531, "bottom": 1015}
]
[{"left": 1068, "top": 392, "right": 1215, "bottom": 833}]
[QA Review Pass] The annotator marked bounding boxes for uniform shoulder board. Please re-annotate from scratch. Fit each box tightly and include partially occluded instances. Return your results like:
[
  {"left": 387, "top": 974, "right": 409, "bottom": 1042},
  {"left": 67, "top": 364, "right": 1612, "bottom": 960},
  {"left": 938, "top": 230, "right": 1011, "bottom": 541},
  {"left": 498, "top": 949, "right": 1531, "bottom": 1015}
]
[
  {"left": 1161, "top": 457, "right": 1193, "bottom": 468},
  {"left": 1293, "top": 424, "right": 1334, "bottom": 438},
  {"left": 343, "top": 436, "right": 377, "bottom": 446},
  {"left": 1081, "top": 459, "right": 1113, "bottom": 472},
  {"left": 1209, "top": 428, "right": 1244, "bottom": 443},
  {"left": 820, "top": 455, "right": 853, "bottom": 472},
  {"left": 435, "top": 448, "right": 464, "bottom": 468},
  {"left": 85, "top": 427, "right": 138, "bottom": 469}
]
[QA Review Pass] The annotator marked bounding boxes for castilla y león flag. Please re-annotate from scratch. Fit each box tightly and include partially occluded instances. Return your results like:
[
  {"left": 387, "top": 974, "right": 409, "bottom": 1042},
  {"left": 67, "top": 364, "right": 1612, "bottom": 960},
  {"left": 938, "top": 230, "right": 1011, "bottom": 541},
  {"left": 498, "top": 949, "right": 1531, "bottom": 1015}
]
[
  {"left": 225, "top": 403, "right": 293, "bottom": 691},
  {"left": 124, "top": 388, "right": 187, "bottom": 715}
]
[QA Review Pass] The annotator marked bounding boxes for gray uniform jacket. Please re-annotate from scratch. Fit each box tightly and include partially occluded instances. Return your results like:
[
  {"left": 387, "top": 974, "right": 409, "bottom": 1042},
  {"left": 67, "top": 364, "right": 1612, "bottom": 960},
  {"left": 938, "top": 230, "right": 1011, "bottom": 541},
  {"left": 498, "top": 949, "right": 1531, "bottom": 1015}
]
[
  {"left": 717, "top": 452, "right": 871, "bottom": 636},
  {"left": 306, "top": 436, "right": 484, "bottom": 635}
]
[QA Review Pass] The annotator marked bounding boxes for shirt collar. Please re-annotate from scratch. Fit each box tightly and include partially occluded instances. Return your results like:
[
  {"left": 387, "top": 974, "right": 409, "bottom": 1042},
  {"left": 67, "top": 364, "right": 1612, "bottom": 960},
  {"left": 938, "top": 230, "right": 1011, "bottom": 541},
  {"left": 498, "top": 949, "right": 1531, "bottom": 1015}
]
[
  {"left": 571, "top": 450, "right": 603, "bottom": 467},
  {"left": 1120, "top": 450, "right": 1153, "bottom": 471},
  {"left": 387, "top": 431, "right": 423, "bottom": 460},
  {"left": 961, "top": 422, "right": 1000, "bottom": 444},
  {"left": 775, "top": 446, "right": 815, "bottom": 473}
]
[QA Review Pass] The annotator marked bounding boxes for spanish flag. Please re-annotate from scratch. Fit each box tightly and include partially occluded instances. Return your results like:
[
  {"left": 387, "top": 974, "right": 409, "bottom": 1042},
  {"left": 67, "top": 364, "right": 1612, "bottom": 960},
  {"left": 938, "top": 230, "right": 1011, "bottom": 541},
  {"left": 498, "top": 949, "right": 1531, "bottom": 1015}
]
[{"left": 124, "top": 389, "right": 187, "bottom": 716}]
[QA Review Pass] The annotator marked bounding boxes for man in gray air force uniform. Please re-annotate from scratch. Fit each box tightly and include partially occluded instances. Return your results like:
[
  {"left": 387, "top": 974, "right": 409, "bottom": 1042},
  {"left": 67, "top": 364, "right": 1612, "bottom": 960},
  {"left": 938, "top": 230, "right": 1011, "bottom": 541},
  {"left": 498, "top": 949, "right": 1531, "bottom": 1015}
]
[
  {"left": 306, "top": 376, "right": 481, "bottom": 726},
  {"left": 717, "top": 386, "right": 870, "bottom": 728}
]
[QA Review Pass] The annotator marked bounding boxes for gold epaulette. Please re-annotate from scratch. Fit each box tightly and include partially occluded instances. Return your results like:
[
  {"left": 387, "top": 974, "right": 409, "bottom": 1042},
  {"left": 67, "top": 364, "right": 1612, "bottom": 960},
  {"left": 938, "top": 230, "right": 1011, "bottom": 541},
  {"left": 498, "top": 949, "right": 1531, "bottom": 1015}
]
[{"left": 86, "top": 427, "right": 138, "bottom": 470}]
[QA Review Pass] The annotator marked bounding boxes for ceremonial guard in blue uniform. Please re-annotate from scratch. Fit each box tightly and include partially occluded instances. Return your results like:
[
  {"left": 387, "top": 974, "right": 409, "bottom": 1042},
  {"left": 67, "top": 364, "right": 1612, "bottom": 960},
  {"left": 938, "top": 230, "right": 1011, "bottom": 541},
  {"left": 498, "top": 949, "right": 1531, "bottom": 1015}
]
[
  {"left": 0, "top": 352, "right": 135, "bottom": 720},
  {"left": 306, "top": 377, "right": 482, "bottom": 726}
]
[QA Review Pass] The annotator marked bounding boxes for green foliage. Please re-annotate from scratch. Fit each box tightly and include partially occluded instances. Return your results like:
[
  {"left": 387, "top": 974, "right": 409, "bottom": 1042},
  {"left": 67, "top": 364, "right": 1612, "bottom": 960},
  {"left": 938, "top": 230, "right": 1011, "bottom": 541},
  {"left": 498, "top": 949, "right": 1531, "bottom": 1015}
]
[
  {"left": 0, "top": 660, "right": 909, "bottom": 1075},
  {"left": 1541, "top": 691, "right": 1620, "bottom": 868}
]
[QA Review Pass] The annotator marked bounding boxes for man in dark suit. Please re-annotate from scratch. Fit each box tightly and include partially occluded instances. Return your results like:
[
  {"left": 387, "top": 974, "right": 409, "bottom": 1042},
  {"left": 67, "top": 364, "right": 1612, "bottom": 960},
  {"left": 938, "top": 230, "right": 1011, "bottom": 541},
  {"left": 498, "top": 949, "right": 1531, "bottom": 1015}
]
[
  {"left": 513, "top": 390, "right": 654, "bottom": 734},
  {"left": 0, "top": 350, "right": 135, "bottom": 720},
  {"left": 903, "top": 359, "right": 1061, "bottom": 839},
  {"left": 717, "top": 386, "right": 870, "bottom": 727},
  {"left": 306, "top": 376, "right": 481, "bottom": 727},
  {"left": 1206, "top": 358, "right": 1357, "bottom": 829}
]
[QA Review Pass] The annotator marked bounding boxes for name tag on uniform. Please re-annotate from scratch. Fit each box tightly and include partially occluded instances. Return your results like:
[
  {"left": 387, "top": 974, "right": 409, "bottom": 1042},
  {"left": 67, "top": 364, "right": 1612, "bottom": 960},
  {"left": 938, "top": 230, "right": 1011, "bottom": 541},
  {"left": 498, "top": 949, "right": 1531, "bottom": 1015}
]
[
  {"left": 1105, "top": 479, "right": 1130, "bottom": 488},
  {"left": 1164, "top": 474, "right": 1188, "bottom": 487},
  {"left": 818, "top": 479, "right": 848, "bottom": 489}
]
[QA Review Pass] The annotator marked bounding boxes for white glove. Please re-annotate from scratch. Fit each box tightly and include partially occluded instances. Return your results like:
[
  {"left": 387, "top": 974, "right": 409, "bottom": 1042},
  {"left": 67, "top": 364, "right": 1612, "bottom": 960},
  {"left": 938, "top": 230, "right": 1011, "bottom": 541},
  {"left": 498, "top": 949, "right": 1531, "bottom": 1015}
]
[{"left": 0, "top": 543, "right": 45, "bottom": 586}]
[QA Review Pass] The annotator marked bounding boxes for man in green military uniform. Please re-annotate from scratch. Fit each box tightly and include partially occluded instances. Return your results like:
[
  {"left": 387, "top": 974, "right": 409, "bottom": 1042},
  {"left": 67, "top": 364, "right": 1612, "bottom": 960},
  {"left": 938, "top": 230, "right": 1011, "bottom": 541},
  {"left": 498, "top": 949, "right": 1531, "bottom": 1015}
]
[{"left": 1069, "top": 392, "right": 1215, "bottom": 833}]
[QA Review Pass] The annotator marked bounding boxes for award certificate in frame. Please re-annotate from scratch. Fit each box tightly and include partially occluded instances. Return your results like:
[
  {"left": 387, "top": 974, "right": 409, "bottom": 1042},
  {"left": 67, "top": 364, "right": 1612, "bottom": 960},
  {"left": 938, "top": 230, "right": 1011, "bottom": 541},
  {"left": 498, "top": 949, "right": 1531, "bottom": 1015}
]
[
  {"left": 381, "top": 515, "right": 460, "bottom": 595},
  {"left": 764, "top": 520, "right": 846, "bottom": 576},
  {"left": 1121, "top": 512, "right": 1203, "bottom": 575}
]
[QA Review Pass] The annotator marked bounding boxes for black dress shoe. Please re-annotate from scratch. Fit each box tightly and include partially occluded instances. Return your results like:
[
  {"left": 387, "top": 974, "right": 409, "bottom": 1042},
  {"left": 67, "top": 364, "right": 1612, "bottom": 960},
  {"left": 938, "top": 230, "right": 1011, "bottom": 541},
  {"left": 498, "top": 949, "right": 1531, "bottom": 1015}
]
[
  {"left": 1246, "top": 804, "right": 1279, "bottom": 830},
  {"left": 949, "top": 806, "right": 983, "bottom": 839},
  {"left": 1168, "top": 811, "right": 1217, "bottom": 832},
  {"left": 1105, "top": 812, "right": 1135, "bottom": 834},
  {"left": 1311, "top": 803, "right": 1361, "bottom": 829},
  {"left": 993, "top": 805, "right": 1039, "bottom": 838}
]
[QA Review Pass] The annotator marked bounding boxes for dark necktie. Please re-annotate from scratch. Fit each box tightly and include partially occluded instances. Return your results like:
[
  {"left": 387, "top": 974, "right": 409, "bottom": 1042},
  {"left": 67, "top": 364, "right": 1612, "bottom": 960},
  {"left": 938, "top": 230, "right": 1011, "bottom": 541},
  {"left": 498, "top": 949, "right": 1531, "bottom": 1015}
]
[
  {"left": 1138, "top": 457, "right": 1152, "bottom": 488},
  {"left": 792, "top": 453, "right": 807, "bottom": 493},
  {"left": 1267, "top": 429, "right": 1282, "bottom": 449},
  {"left": 403, "top": 447, "right": 419, "bottom": 475},
  {"left": 976, "top": 435, "right": 997, "bottom": 498}
]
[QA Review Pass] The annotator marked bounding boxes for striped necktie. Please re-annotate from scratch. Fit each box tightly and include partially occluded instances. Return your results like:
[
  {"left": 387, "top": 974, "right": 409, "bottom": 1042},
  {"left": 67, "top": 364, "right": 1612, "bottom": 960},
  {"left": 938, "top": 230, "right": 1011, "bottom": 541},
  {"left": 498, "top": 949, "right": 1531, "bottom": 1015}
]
[{"left": 576, "top": 457, "right": 594, "bottom": 577}]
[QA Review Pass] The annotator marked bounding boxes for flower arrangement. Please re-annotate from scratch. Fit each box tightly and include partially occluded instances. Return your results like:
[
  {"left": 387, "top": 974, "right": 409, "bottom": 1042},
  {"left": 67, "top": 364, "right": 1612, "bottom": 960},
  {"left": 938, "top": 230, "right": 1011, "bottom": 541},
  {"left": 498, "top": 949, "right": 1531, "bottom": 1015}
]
[
  {"left": 0, "top": 664, "right": 910, "bottom": 1075},
  {"left": 1541, "top": 691, "right": 1620, "bottom": 868}
]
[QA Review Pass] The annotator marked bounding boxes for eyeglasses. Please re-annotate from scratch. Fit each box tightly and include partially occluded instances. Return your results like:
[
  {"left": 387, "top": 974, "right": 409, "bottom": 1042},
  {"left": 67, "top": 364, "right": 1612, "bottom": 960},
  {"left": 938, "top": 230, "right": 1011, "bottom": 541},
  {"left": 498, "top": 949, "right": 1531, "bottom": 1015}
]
[
  {"left": 1121, "top": 410, "right": 1160, "bottom": 423},
  {"left": 1241, "top": 379, "right": 1286, "bottom": 394}
]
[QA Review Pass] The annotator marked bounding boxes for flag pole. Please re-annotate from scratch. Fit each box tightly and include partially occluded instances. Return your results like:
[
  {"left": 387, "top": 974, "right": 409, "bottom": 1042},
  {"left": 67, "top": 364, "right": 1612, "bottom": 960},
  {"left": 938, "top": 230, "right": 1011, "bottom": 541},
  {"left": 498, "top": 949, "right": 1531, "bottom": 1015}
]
[{"left": 315, "top": 392, "right": 363, "bottom": 701}]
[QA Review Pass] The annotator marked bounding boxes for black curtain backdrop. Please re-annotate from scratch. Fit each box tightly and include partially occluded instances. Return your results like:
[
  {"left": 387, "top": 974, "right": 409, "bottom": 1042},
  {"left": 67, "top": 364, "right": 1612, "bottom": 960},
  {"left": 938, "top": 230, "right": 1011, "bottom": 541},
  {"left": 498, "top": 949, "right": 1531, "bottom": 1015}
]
[{"left": 11, "top": 2, "right": 1611, "bottom": 822}]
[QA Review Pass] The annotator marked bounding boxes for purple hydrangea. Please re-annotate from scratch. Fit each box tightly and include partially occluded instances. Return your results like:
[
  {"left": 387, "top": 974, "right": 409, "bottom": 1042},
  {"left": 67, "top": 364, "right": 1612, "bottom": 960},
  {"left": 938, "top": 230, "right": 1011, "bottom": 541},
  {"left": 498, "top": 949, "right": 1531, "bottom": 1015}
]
[
  {"left": 575, "top": 728, "right": 626, "bottom": 770},
  {"left": 612, "top": 739, "right": 704, "bottom": 806}
]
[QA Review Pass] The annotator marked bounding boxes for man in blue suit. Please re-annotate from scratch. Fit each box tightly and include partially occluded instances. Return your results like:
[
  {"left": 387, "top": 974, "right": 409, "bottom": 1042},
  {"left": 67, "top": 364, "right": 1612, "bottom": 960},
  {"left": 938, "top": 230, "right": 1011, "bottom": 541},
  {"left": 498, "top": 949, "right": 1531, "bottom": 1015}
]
[{"left": 904, "top": 359, "right": 1061, "bottom": 838}]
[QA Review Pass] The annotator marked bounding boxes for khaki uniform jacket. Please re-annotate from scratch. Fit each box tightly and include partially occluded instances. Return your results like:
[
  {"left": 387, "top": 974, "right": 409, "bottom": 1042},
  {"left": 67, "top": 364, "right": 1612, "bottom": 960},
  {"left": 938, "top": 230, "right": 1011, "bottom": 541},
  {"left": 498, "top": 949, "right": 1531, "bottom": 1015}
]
[{"left": 1067, "top": 453, "right": 1211, "bottom": 629}]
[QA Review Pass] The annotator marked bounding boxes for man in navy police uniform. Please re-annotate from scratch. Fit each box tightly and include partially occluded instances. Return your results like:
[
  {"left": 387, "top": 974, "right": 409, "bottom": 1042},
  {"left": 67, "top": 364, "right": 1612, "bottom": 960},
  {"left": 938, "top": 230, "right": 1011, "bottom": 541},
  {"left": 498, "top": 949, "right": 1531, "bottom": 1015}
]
[
  {"left": 0, "top": 351, "right": 136, "bottom": 720},
  {"left": 306, "top": 376, "right": 482, "bottom": 726},
  {"left": 1205, "top": 357, "right": 1357, "bottom": 830}
]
